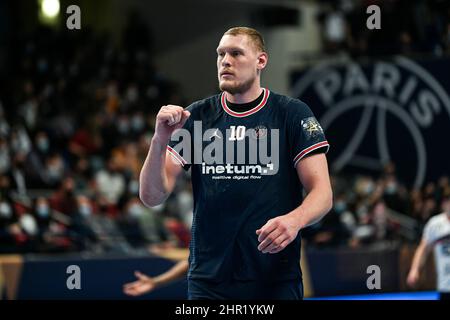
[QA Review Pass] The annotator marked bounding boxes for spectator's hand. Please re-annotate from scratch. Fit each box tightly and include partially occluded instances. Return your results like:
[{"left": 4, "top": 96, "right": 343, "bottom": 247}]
[
  {"left": 406, "top": 268, "right": 420, "bottom": 288},
  {"left": 256, "top": 213, "right": 301, "bottom": 254},
  {"left": 123, "top": 271, "right": 157, "bottom": 296},
  {"left": 154, "top": 105, "right": 190, "bottom": 144},
  {"left": 8, "top": 224, "right": 22, "bottom": 235}
]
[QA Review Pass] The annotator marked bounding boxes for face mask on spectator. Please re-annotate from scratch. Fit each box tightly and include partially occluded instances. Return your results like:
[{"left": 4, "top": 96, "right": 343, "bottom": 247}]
[
  {"left": 47, "top": 164, "right": 63, "bottom": 180},
  {"left": 79, "top": 204, "right": 92, "bottom": 217},
  {"left": 334, "top": 201, "right": 347, "bottom": 214},
  {"left": 0, "top": 201, "right": 12, "bottom": 218},
  {"left": 126, "top": 86, "right": 139, "bottom": 103},
  {"left": 118, "top": 118, "right": 130, "bottom": 134},
  {"left": 357, "top": 205, "right": 368, "bottom": 218},
  {"left": 128, "top": 180, "right": 139, "bottom": 194},
  {"left": 36, "top": 204, "right": 50, "bottom": 218},
  {"left": 385, "top": 182, "right": 398, "bottom": 195},
  {"left": 128, "top": 204, "right": 143, "bottom": 218},
  {"left": 131, "top": 115, "right": 144, "bottom": 132},
  {"left": 364, "top": 181, "right": 375, "bottom": 195},
  {"left": 37, "top": 137, "right": 49, "bottom": 152}
]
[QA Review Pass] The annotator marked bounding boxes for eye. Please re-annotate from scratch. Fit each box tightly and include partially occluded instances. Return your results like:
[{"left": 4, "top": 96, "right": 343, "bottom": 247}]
[
  {"left": 232, "top": 51, "right": 241, "bottom": 57},
  {"left": 217, "top": 52, "right": 225, "bottom": 57}
]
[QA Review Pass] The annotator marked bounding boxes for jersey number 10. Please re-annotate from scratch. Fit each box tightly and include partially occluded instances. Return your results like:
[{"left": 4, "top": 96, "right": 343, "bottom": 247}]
[{"left": 229, "top": 126, "right": 246, "bottom": 141}]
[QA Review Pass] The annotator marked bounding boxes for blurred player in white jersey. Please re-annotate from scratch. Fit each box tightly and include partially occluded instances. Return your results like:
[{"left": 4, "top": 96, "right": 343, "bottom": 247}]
[{"left": 407, "top": 197, "right": 450, "bottom": 300}]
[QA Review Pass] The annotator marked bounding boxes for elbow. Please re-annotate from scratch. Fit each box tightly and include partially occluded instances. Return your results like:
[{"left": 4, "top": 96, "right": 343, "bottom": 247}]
[{"left": 139, "top": 189, "right": 165, "bottom": 208}]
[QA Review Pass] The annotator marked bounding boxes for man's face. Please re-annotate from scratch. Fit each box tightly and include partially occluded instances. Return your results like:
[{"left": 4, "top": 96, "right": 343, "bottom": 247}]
[{"left": 216, "top": 34, "right": 267, "bottom": 95}]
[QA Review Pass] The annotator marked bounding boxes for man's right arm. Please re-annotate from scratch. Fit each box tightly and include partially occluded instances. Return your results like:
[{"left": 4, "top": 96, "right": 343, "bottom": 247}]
[{"left": 139, "top": 105, "right": 190, "bottom": 208}]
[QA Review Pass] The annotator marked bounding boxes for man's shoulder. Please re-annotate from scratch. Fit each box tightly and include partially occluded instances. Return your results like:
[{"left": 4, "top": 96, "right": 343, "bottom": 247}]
[
  {"left": 268, "top": 90, "right": 313, "bottom": 116},
  {"left": 426, "top": 213, "right": 449, "bottom": 229}
]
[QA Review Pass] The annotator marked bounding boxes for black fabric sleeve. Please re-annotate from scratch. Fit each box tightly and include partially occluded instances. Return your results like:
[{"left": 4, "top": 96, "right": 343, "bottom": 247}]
[{"left": 287, "top": 99, "right": 330, "bottom": 167}]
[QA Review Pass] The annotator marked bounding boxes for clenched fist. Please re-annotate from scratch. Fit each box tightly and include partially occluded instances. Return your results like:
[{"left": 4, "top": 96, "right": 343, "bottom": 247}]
[{"left": 154, "top": 105, "right": 191, "bottom": 144}]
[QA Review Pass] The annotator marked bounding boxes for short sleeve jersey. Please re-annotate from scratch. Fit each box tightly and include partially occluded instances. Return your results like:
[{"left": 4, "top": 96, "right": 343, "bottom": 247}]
[
  {"left": 167, "top": 88, "right": 329, "bottom": 282},
  {"left": 422, "top": 213, "right": 450, "bottom": 292}
]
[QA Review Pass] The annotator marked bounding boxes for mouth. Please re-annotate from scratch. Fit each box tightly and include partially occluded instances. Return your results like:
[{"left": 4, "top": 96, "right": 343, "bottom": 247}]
[{"left": 220, "top": 71, "right": 234, "bottom": 77}]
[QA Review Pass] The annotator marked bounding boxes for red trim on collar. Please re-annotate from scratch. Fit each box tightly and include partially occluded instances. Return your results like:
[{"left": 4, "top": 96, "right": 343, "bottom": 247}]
[{"left": 221, "top": 88, "right": 270, "bottom": 117}]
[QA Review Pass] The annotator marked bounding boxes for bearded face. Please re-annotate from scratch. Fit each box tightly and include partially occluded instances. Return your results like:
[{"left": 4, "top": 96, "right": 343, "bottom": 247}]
[{"left": 216, "top": 34, "right": 266, "bottom": 95}]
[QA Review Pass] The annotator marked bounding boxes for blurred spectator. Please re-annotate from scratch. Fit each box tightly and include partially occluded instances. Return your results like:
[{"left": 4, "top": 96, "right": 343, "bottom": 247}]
[
  {"left": 117, "top": 197, "right": 150, "bottom": 248},
  {"left": 94, "top": 156, "right": 126, "bottom": 206},
  {"left": 43, "top": 152, "right": 66, "bottom": 187},
  {"left": 0, "top": 103, "right": 10, "bottom": 137},
  {"left": 26, "top": 130, "right": 51, "bottom": 187},
  {"left": 0, "top": 198, "right": 20, "bottom": 252},
  {"left": 18, "top": 206, "right": 40, "bottom": 251},
  {"left": 0, "top": 136, "right": 10, "bottom": 174},
  {"left": 317, "top": 0, "right": 450, "bottom": 58},
  {"left": 8, "top": 152, "right": 29, "bottom": 196},
  {"left": 9, "top": 125, "right": 32, "bottom": 155},
  {"left": 0, "top": 175, "right": 11, "bottom": 199},
  {"left": 72, "top": 156, "right": 92, "bottom": 192},
  {"left": 69, "top": 122, "right": 102, "bottom": 158},
  {"left": 75, "top": 195, "right": 131, "bottom": 253},
  {"left": 49, "top": 176, "right": 78, "bottom": 216},
  {"left": 317, "top": 2, "right": 348, "bottom": 54},
  {"left": 382, "top": 174, "right": 408, "bottom": 213}
]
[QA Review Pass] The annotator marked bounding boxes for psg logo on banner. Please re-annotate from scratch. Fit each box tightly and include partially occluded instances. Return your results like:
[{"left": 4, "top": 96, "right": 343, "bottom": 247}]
[{"left": 290, "top": 57, "right": 450, "bottom": 188}]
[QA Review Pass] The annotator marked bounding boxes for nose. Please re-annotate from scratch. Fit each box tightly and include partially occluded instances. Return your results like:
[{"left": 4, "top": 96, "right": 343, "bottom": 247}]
[{"left": 221, "top": 53, "right": 231, "bottom": 67}]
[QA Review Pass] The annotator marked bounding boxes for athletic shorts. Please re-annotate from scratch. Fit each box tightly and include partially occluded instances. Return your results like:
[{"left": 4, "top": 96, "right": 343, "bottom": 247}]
[{"left": 187, "top": 278, "right": 303, "bottom": 300}]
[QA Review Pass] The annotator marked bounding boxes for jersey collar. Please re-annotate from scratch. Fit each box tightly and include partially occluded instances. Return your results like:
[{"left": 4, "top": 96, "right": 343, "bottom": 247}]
[{"left": 221, "top": 88, "right": 270, "bottom": 118}]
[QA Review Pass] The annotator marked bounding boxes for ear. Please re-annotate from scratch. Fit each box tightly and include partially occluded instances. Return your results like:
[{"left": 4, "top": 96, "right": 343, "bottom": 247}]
[{"left": 257, "top": 52, "right": 268, "bottom": 71}]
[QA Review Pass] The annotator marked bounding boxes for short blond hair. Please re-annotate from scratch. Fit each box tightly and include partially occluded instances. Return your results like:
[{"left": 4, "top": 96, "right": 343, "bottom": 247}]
[{"left": 223, "top": 27, "right": 265, "bottom": 52}]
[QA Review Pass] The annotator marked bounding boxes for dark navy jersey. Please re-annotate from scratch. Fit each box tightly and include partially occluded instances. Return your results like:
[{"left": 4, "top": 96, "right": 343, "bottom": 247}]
[{"left": 167, "top": 88, "right": 329, "bottom": 283}]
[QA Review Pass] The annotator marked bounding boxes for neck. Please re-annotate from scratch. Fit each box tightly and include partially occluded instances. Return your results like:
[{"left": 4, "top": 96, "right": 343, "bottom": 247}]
[{"left": 226, "top": 82, "right": 263, "bottom": 104}]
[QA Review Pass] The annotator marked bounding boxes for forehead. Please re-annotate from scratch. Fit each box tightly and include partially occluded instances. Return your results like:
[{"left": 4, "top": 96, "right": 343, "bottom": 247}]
[{"left": 217, "top": 34, "right": 254, "bottom": 51}]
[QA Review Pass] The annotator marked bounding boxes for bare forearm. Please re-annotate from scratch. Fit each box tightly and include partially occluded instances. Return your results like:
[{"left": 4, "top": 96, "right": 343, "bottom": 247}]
[
  {"left": 139, "top": 137, "right": 171, "bottom": 207},
  {"left": 153, "top": 260, "right": 189, "bottom": 288},
  {"left": 291, "top": 186, "right": 333, "bottom": 230},
  {"left": 410, "top": 243, "right": 428, "bottom": 273}
]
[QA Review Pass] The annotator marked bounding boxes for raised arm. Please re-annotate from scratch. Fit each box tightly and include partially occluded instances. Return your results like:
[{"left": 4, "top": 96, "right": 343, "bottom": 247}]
[{"left": 139, "top": 105, "right": 190, "bottom": 207}]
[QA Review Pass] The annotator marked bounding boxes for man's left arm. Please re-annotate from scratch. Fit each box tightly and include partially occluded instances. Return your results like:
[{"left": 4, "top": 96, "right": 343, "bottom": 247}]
[{"left": 256, "top": 153, "right": 333, "bottom": 254}]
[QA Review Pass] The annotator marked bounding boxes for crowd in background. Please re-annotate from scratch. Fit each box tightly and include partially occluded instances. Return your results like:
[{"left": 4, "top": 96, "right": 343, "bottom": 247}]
[
  {"left": 302, "top": 164, "right": 450, "bottom": 248},
  {"left": 317, "top": 0, "right": 450, "bottom": 57},
  {"left": 1, "top": 4, "right": 450, "bottom": 254},
  {"left": 0, "top": 24, "right": 191, "bottom": 254}
]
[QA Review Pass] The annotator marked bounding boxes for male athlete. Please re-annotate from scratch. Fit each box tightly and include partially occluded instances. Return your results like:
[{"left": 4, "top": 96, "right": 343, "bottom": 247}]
[
  {"left": 139, "top": 27, "right": 333, "bottom": 299},
  {"left": 407, "top": 197, "right": 450, "bottom": 300}
]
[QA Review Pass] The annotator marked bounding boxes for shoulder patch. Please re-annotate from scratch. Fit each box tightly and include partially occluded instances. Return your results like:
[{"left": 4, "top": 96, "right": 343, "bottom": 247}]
[{"left": 301, "top": 117, "right": 324, "bottom": 139}]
